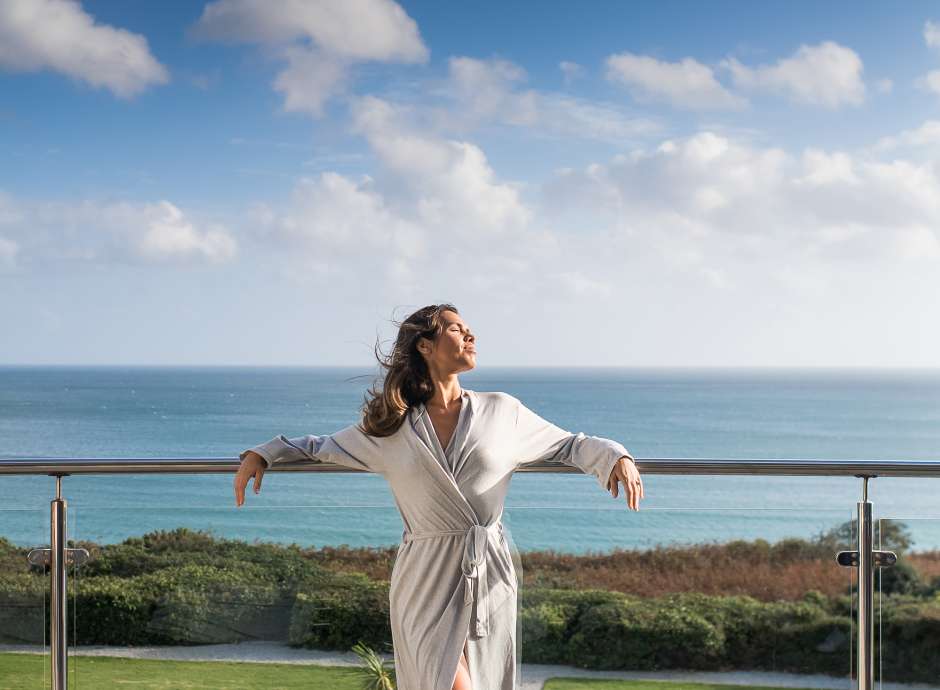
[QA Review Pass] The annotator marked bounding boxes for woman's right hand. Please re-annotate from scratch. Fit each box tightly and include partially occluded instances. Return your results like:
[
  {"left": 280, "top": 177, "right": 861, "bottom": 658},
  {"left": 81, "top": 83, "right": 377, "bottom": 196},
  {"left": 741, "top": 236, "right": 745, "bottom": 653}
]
[{"left": 234, "top": 451, "right": 266, "bottom": 507}]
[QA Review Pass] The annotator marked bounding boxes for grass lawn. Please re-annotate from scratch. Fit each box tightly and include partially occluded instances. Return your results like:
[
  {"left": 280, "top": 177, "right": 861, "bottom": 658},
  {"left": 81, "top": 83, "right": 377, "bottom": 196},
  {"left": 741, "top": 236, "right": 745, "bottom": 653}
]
[
  {"left": 0, "top": 653, "right": 831, "bottom": 690},
  {"left": 544, "top": 681, "right": 827, "bottom": 690},
  {"left": 0, "top": 653, "right": 367, "bottom": 689}
]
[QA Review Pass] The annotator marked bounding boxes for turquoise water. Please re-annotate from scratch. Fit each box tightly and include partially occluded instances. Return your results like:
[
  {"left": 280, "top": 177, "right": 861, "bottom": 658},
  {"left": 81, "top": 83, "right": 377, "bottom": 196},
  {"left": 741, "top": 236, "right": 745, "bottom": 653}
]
[{"left": 1, "top": 365, "right": 939, "bottom": 553}]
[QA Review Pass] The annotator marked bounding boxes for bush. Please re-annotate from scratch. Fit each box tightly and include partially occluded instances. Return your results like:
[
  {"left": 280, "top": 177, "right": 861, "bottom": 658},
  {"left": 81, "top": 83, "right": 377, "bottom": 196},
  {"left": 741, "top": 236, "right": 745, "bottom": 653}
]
[
  {"left": 80, "top": 528, "right": 317, "bottom": 587},
  {"left": 73, "top": 575, "right": 162, "bottom": 645},
  {"left": 0, "top": 572, "right": 46, "bottom": 643},
  {"left": 520, "top": 589, "right": 853, "bottom": 675},
  {"left": 73, "top": 563, "right": 287, "bottom": 645},
  {"left": 520, "top": 601, "right": 576, "bottom": 662},
  {"left": 879, "top": 559, "right": 923, "bottom": 596},
  {"left": 567, "top": 593, "right": 725, "bottom": 670},
  {"left": 4, "top": 528, "right": 940, "bottom": 683},
  {"left": 289, "top": 571, "right": 392, "bottom": 651}
]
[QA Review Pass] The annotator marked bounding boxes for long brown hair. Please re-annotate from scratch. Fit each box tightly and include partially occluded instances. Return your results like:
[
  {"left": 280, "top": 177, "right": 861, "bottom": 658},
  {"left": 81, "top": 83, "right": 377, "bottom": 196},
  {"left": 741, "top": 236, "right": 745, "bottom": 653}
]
[{"left": 358, "top": 303, "right": 460, "bottom": 437}]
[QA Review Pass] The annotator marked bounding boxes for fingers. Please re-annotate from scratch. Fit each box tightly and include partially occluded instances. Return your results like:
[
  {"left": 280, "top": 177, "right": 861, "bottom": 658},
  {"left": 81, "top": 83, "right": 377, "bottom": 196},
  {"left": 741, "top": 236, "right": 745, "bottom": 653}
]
[
  {"left": 611, "top": 459, "right": 644, "bottom": 512},
  {"left": 234, "top": 455, "right": 267, "bottom": 507},
  {"left": 234, "top": 469, "right": 245, "bottom": 507}
]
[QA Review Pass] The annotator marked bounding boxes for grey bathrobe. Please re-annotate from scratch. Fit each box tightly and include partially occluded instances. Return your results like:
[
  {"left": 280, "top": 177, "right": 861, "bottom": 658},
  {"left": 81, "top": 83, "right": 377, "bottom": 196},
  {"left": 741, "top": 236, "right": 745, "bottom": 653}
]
[{"left": 240, "top": 389, "right": 633, "bottom": 690}]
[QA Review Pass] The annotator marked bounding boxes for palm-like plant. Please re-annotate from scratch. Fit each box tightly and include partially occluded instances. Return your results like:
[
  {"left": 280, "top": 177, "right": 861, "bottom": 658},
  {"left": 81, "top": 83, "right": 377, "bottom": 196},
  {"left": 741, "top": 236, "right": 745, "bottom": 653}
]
[{"left": 351, "top": 640, "right": 396, "bottom": 690}]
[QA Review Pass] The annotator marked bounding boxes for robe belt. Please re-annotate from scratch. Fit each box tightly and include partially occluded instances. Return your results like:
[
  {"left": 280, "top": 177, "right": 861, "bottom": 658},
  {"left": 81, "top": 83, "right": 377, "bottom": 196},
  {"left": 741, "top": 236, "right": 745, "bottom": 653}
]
[{"left": 401, "top": 522, "right": 503, "bottom": 638}]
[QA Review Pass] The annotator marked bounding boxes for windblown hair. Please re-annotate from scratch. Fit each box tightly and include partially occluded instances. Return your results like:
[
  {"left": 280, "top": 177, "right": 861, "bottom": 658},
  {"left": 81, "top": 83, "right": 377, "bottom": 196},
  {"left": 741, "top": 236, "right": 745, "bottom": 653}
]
[{"left": 358, "top": 303, "right": 460, "bottom": 437}]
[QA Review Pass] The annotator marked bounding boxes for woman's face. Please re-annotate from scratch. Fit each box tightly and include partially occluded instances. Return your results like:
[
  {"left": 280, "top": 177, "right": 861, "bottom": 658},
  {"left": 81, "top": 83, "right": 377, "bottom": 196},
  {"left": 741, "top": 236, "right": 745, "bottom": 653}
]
[{"left": 419, "top": 310, "right": 476, "bottom": 375}]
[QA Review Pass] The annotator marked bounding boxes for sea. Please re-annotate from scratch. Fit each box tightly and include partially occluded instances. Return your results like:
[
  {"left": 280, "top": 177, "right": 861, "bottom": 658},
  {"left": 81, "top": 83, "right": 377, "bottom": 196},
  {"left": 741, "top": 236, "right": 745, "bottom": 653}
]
[{"left": 1, "top": 365, "right": 939, "bottom": 555}]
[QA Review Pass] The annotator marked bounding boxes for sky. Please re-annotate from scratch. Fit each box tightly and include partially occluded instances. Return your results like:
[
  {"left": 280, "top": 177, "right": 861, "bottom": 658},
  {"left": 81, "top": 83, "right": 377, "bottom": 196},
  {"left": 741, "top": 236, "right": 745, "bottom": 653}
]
[{"left": 2, "top": 0, "right": 940, "bottom": 367}]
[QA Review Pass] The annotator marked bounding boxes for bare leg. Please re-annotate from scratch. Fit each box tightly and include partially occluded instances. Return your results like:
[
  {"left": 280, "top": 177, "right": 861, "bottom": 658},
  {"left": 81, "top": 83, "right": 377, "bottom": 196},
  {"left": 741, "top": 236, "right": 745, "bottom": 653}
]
[{"left": 451, "top": 644, "right": 471, "bottom": 690}]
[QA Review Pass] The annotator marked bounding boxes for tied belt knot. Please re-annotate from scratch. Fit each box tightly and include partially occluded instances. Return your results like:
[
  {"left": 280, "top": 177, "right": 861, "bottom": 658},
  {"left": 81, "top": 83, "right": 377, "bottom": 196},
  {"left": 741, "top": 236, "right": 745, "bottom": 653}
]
[{"left": 401, "top": 522, "right": 503, "bottom": 637}]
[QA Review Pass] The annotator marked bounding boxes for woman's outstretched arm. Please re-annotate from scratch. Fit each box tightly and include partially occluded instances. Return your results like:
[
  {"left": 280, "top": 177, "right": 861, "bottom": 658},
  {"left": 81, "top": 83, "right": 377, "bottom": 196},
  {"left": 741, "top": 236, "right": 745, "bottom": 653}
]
[
  {"left": 239, "top": 426, "right": 377, "bottom": 471},
  {"left": 234, "top": 423, "right": 384, "bottom": 506},
  {"left": 510, "top": 394, "right": 643, "bottom": 510}
]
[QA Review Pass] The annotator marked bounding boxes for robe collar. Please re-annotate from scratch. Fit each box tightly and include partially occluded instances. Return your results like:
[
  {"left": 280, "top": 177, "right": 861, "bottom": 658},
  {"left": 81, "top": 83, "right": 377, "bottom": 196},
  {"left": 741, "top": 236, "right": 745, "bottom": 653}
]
[{"left": 408, "top": 389, "right": 479, "bottom": 522}]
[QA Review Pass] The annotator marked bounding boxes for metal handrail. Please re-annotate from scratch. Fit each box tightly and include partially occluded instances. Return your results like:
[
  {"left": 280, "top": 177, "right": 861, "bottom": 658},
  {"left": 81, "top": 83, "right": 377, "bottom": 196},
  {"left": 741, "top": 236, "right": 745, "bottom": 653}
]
[
  {"left": 5, "top": 456, "right": 937, "bottom": 690},
  {"left": 2, "top": 456, "right": 940, "bottom": 475}
]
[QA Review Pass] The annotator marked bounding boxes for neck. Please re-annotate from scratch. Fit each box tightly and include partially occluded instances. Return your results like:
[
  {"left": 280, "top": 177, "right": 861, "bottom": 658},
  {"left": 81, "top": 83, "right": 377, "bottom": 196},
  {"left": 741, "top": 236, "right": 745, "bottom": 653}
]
[{"left": 426, "top": 376, "right": 463, "bottom": 411}]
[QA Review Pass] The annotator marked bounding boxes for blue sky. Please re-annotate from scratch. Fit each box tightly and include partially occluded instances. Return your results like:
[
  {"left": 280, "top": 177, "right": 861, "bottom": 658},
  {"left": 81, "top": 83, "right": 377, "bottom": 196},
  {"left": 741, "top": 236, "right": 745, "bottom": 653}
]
[{"left": 2, "top": 0, "right": 940, "bottom": 366}]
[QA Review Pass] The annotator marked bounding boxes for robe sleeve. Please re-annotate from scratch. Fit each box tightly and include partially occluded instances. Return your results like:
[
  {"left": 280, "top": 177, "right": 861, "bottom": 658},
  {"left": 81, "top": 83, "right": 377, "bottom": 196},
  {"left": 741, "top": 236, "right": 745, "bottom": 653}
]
[
  {"left": 239, "top": 422, "right": 383, "bottom": 473},
  {"left": 511, "top": 395, "right": 633, "bottom": 491}
]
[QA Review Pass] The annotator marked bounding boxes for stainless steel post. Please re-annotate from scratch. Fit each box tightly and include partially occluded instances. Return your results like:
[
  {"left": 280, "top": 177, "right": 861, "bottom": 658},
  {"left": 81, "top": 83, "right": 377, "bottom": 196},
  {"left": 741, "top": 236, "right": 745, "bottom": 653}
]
[
  {"left": 857, "top": 477, "right": 873, "bottom": 690},
  {"left": 50, "top": 475, "right": 67, "bottom": 690}
]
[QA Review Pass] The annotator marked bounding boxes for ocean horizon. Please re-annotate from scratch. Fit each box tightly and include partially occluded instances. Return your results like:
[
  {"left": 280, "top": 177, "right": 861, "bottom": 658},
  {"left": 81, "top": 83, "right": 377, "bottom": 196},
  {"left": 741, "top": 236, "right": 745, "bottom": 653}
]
[{"left": 2, "top": 365, "right": 939, "bottom": 554}]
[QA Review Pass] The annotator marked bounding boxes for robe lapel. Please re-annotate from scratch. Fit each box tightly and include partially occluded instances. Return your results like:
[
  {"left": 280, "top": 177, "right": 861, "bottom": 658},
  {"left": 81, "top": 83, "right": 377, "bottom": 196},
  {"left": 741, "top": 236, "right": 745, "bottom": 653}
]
[
  {"left": 408, "top": 391, "right": 479, "bottom": 523},
  {"left": 449, "top": 392, "right": 476, "bottom": 478}
]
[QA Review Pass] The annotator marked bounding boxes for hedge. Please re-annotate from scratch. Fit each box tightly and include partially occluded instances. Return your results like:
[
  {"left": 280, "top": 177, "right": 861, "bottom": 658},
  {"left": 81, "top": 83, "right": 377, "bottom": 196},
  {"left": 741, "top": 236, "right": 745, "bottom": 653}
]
[{"left": 3, "top": 529, "right": 940, "bottom": 682}]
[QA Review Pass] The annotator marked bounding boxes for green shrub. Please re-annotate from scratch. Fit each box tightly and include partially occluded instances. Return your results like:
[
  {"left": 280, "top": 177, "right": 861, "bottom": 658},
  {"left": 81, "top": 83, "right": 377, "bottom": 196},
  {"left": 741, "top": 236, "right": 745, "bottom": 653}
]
[
  {"left": 0, "top": 572, "right": 46, "bottom": 643},
  {"left": 3, "top": 528, "right": 940, "bottom": 683},
  {"left": 73, "top": 575, "right": 161, "bottom": 645},
  {"left": 520, "top": 601, "right": 576, "bottom": 662},
  {"left": 877, "top": 602, "right": 940, "bottom": 681},
  {"left": 75, "top": 563, "right": 294, "bottom": 645},
  {"left": 289, "top": 572, "right": 391, "bottom": 651},
  {"left": 81, "top": 528, "right": 317, "bottom": 587},
  {"left": 878, "top": 559, "right": 923, "bottom": 596},
  {"left": 138, "top": 564, "right": 285, "bottom": 644},
  {"left": 566, "top": 592, "right": 725, "bottom": 670}
]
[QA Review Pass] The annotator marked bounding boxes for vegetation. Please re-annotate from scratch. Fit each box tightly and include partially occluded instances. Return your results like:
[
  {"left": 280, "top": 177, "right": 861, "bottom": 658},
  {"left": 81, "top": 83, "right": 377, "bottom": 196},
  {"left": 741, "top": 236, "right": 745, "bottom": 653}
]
[
  {"left": 0, "top": 653, "right": 833, "bottom": 690},
  {"left": 2, "top": 520, "right": 939, "bottom": 682},
  {"left": 0, "top": 653, "right": 367, "bottom": 690},
  {"left": 351, "top": 641, "right": 396, "bottom": 690}
]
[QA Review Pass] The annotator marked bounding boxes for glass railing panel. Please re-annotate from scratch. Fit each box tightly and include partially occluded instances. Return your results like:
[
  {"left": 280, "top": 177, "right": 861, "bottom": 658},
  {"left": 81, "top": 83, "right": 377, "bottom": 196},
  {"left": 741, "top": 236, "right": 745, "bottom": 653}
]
[
  {"left": 503, "top": 503, "right": 857, "bottom": 685},
  {"left": 68, "top": 502, "right": 401, "bottom": 689},
  {"left": 45, "top": 471, "right": 869, "bottom": 688},
  {"left": 0, "top": 507, "right": 49, "bottom": 689},
  {"left": 875, "top": 517, "right": 940, "bottom": 687}
]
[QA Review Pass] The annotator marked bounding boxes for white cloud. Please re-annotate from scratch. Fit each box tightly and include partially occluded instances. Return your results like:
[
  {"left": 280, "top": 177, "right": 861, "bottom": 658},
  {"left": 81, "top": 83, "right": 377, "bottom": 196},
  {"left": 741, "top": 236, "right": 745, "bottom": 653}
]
[
  {"left": 441, "top": 56, "right": 659, "bottom": 142},
  {"left": 605, "top": 52, "right": 746, "bottom": 110},
  {"left": 272, "top": 46, "right": 347, "bottom": 115},
  {"left": 556, "top": 271, "right": 612, "bottom": 297},
  {"left": 133, "top": 201, "right": 237, "bottom": 262},
  {"left": 192, "top": 0, "right": 427, "bottom": 61},
  {"left": 447, "top": 57, "right": 537, "bottom": 125},
  {"left": 916, "top": 69, "right": 940, "bottom": 96},
  {"left": 244, "top": 172, "right": 425, "bottom": 287},
  {"left": 916, "top": 22, "right": 940, "bottom": 96},
  {"left": 797, "top": 149, "right": 859, "bottom": 186},
  {"left": 723, "top": 41, "right": 865, "bottom": 108},
  {"left": 0, "top": 195, "right": 237, "bottom": 267},
  {"left": 542, "top": 131, "right": 940, "bottom": 285},
  {"left": 250, "top": 172, "right": 422, "bottom": 253},
  {"left": 873, "top": 120, "right": 940, "bottom": 152},
  {"left": 351, "top": 95, "right": 533, "bottom": 236},
  {"left": 559, "top": 60, "right": 584, "bottom": 84},
  {"left": 925, "top": 20, "right": 940, "bottom": 49},
  {"left": 191, "top": 0, "right": 428, "bottom": 116},
  {"left": 0, "top": 0, "right": 169, "bottom": 98},
  {"left": 237, "top": 95, "right": 603, "bottom": 296},
  {"left": 0, "top": 236, "right": 18, "bottom": 269}
]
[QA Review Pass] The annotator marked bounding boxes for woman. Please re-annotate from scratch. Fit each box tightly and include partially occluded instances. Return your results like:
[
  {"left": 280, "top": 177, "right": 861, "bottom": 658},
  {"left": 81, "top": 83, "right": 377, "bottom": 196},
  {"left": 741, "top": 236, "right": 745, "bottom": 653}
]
[{"left": 234, "top": 303, "right": 644, "bottom": 690}]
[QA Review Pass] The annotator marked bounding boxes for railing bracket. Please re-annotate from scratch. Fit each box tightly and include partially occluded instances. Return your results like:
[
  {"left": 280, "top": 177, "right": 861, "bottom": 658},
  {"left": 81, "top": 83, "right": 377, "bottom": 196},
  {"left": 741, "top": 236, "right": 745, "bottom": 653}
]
[
  {"left": 836, "top": 549, "right": 896, "bottom": 568},
  {"left": 27, "top": 547, "right": 90, "bottom": 567}
]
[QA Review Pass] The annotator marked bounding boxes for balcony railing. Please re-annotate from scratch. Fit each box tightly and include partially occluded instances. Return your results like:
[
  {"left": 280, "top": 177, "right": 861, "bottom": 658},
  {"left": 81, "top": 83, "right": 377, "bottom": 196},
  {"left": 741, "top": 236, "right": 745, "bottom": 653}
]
[{"left": 3, "top": 456, "right": 940, "bottom": 690}]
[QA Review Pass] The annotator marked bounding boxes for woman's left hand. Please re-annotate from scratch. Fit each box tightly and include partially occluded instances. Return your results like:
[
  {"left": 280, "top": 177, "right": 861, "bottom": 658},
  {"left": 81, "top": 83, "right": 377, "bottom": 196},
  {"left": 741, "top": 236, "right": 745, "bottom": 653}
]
[{"left": 607, "top": 456, "right": 644, "bottom": 511}]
